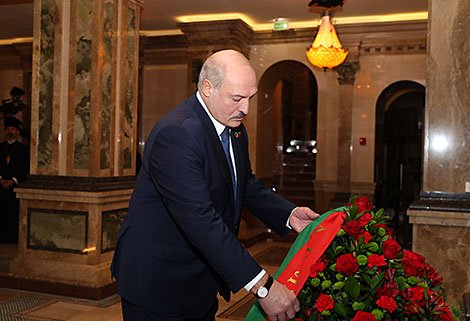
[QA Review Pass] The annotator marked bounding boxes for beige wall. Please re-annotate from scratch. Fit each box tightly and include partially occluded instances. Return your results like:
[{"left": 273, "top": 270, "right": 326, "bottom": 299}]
[
  {"left": 249, "top": 41, "right": 426, "bottom": 190},
  {"left": 351, "top": 54, "right": 426, "bottom": 184}
]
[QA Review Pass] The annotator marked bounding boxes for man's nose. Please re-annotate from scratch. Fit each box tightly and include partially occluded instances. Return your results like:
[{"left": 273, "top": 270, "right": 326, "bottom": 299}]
[{"left": 240, "top": 99, "right": 249, "bottom": 115}]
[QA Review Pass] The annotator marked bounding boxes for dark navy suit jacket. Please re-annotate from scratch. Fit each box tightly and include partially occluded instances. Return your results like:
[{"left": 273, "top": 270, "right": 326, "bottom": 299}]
[{"left": 111, "top": 94, "right": 296, "bottom": 319}]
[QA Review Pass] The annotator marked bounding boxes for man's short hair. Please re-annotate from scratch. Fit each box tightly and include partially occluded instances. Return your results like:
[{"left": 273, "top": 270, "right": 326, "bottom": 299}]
[{"left": 197, "top": 55, "right": 225, "bottom": 92}]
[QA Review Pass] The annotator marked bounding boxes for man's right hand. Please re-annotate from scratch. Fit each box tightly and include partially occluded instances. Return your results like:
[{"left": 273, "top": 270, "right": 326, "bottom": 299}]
[{"left": 253, "top": 277, "right": 299, "bottom": 321}]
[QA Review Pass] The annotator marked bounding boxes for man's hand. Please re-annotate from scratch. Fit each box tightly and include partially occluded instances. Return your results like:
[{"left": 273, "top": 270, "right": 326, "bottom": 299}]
[
  {"left": 257, "top": 278, "right": 299, "bottom": 321},
  {"left": 289, "top": 207, "right": 320, "bottom": 233}
]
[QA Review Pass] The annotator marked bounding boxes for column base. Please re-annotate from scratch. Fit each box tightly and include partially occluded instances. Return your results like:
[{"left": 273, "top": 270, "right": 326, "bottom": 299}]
[{"left": 8, "top": 176, "right": 135, "bottom": 299}]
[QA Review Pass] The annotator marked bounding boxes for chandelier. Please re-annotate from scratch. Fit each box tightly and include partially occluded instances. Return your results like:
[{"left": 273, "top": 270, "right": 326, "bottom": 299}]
[{"left": 306, "top": 10, "right": 348, "bottom": 69}]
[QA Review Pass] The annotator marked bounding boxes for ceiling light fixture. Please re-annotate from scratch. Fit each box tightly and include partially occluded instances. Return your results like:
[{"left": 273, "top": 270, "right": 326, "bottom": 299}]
[
  {"left": 306, "top": 10, "right": 348, "bottom": 69},
  {"left": 305, "top": 0, "right": 348, "bottom": 70}
]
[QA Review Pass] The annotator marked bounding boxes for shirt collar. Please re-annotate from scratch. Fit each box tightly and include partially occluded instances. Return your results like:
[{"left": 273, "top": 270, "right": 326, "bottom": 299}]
[{"left": 196, "top": 91, "right": 226, "bottom": 137}]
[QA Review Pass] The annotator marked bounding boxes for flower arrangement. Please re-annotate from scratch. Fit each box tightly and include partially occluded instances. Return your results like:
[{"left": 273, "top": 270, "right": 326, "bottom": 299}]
[{"left": 294, "top": 195, "right": 460, "bottom": 321}]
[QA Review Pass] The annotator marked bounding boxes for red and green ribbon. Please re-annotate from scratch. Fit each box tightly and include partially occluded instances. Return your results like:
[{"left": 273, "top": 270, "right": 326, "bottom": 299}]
[{"left": 244, "top": 207, "right": 347, "bottom": 321}]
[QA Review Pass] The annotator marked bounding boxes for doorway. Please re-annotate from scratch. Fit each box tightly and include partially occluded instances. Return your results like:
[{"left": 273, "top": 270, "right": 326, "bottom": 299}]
[
  {"left": 375, "top": 81, "right": 425, "bottom": 249},
  {"left": 256, "top": 60, "right": 317, "bottom": 208}
]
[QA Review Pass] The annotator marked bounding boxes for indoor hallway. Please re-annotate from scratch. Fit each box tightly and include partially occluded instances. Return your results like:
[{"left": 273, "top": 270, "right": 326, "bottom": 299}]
[{"left": 0, "top": 226, "right": 294, "bottom": 321}]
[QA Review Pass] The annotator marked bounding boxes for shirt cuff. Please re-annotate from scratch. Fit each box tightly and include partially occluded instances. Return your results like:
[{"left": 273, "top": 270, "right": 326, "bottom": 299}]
[
  {"left": 286, "top": 207, "right": 298, "bottom": 229},
  {"left": 244, "top": 269, "right": 266, "bottom": 291},
  {"left": 12, "top": 177, "right": 18, "bottom": 185}
]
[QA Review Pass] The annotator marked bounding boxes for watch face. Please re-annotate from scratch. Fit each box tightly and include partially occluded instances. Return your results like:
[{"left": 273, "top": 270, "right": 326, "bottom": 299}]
[{"left": 257, "top": 286, "right": 268, "bottom": 298}]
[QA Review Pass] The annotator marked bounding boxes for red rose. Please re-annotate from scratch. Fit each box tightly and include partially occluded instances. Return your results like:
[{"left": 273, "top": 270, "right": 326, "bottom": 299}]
[
  {"left": 315, "top": 294, "right": 334, "bottom": 312},
  {"left": 343, "top": 220, "right": 363, "bottom": 239},
  {"left": 310, "top": 261, "right": 326, "bottom": 277},
  {"left": 406, "top": 286, "right": 425, "bottom": 302},
  {"left": 402, "top": 251, "right": 425, "bottom": 276},
  {"left": 383, "top": 238, "right": 401, "bottom": 260},
  {"left": 351, "top": 310, "right": 377, "bottom": 321},
  {"left": 358, "top": 212, "right": 373, "bottom": 227},
  {"left": 360, "top": 231, "right": 373, "bottom": 244},
  {"left": 376, "top": 296, "right": 397, "bottom": 313},
  {"left": 336, "top": 254, "right": 359, "bottom": 276},
  {"left": 354, "top": 196, "right": 373, "bottom": 213},
  {"left": 368, "top": 254, "right": 387, "bottom": 269}
]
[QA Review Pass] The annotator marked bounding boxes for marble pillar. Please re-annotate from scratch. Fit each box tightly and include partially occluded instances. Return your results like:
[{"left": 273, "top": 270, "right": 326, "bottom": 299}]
[
  {"left": 407, "top": 0, "right": 470, "bottom": 307},
  {"left": 8, "top": 0, "right": 143, "bottom": 299}
]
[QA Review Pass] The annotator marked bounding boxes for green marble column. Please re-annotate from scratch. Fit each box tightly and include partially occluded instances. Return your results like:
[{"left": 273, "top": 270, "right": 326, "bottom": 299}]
[
  {"left": 7, "top": 0, "right": 143, "bottom": 300},
  {"left": 30, "top": 0, "right": 141, "bottom": 177}
]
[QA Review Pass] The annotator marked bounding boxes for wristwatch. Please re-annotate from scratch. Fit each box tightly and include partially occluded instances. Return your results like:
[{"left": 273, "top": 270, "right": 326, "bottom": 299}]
[{"left": 255, "top": 275, "right": 274, "bottom": 299}]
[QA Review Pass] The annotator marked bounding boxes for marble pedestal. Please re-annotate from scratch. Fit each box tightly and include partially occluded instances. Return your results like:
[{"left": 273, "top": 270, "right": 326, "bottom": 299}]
[
  {"left": 4, "top": 176, "right": 134, "bottom": 299},
  {"left": 407, "top": 193, "right": 470, "bottom": 307}
]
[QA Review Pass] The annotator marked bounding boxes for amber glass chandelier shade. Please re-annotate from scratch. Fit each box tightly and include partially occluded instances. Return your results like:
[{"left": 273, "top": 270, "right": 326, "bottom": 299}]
[{"left": 306, "top": 12, "right": 348, "bottom": 69}]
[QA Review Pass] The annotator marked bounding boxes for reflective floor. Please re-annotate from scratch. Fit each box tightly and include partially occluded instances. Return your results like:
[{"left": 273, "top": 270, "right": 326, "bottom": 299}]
[{"left": 0, "top": 227, "right": 292, "bottom": 321}]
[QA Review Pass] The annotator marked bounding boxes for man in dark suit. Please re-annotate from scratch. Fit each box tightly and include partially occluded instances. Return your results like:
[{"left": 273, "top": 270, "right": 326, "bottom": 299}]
[
  {"left": 0, "top": 116, "right": 28, "bottom": 243},
  {"left": 111, "top": 50, "right": 320, "bottom": 321}
]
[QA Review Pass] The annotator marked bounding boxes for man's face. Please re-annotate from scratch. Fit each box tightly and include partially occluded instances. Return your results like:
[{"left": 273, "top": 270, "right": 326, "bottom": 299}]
[
  {"left": 5, "top": 126, "right": 19, "bottom": 141},
  {"left": 205, "top": 64, "right": 257, "bottom": 128}
]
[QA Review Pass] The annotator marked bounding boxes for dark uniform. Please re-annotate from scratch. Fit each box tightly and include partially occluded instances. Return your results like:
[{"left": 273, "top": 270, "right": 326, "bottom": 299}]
[{"left": 0, "top": 117, "right": 28, "bottom": 243}]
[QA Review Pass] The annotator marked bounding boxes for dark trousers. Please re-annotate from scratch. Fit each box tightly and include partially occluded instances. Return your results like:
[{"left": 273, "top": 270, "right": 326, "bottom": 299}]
[{"left": 121, "top": 298, "right": 217, "bottom": 321}]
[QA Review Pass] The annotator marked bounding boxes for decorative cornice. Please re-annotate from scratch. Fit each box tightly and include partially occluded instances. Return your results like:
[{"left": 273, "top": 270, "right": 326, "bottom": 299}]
[
  {"left": 252, "top": 20, "right": 427, "bottom": 56},
  {"left": 140, "top": 35, "right": 188, "bottom": 65},
  {"left": 178, "top": 19, "right": 253, "bottom": 57},
  {"left": 0, "top": 42, "right": 32, "bottom": 70},
  {"left": 18, "top": 175, "right": 137, "bottom": 192}
]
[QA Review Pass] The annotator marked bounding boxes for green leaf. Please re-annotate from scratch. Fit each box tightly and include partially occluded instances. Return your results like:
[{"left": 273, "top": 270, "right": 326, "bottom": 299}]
[
  {"left": 396, "top": 276, "right": 407, "bottom": 291},
  {"left": 345, "top": 276, "right": 360, "bottom": 299},
  {"left": 309, "top": 311, "right": 318, "bottom": 321},
  {"left": 375, "top": 208, "right": 384, "bottom": 218},
  {"left": 371, "top": 272, "right": 385, "bottom": 290},
  {"left": 361, "top": 274, "right": 372, "bottom": 287},
  {"left": 333, "top": 302, "right": 350, "bottom": 318}
]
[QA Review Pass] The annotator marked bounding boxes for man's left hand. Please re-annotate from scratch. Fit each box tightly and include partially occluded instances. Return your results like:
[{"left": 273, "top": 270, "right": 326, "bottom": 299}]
[{"left": 289, "top": 207, "right": 320, "bottom": 233}]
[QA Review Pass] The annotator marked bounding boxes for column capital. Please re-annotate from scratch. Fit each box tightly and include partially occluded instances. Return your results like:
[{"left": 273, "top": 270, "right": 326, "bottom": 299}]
[{"left": 334, "top": 61, "right": 360, "bottom": 85}]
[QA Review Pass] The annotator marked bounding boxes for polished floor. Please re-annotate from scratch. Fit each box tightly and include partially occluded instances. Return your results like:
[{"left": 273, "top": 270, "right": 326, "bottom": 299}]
[{"left": 0, "top": 226, "right": 292, "bottom": 321}]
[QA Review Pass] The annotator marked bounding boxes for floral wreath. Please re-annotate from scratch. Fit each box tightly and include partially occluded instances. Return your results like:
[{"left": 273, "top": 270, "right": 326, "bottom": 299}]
[{"left": 293, "top": 195, "right": 460, "bottom": 321}]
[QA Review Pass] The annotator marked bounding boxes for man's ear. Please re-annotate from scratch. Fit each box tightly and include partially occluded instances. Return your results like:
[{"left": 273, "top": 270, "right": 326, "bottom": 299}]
[{"left": 201, "top": 79, "right": 213, "bottom": 98}]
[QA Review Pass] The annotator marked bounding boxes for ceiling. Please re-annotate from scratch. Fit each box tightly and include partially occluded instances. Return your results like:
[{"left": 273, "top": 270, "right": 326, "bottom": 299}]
[{"left": 0, "top": 0, "right": 427, "bottom": 40}]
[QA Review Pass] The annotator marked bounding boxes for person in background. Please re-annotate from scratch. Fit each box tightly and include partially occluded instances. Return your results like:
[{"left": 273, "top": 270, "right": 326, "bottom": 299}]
[
  {"left": 111, "top": 50, "right": 320, "bottom": 321},
  {"left": 0, "top": 116, "right": 28, "bottom": 243}
]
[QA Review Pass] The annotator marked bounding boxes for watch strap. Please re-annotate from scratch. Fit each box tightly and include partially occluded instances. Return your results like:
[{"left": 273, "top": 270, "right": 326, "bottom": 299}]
[
  {"left": 264, "top": 275, "right": 274, "bottom": 291},
  {"left": 254, "top": 275, "right": 274, "bottom": 299}
]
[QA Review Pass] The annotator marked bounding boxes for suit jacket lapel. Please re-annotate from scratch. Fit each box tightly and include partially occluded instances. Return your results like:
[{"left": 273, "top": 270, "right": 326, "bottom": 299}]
[{"left": 192, "top": 95, "right": 236, "bottom": 205}]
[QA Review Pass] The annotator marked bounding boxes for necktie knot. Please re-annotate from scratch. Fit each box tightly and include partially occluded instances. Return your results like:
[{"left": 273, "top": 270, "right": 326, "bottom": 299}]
[{"left": 221, "top": 127, "right": 229, "bottom": 143}]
